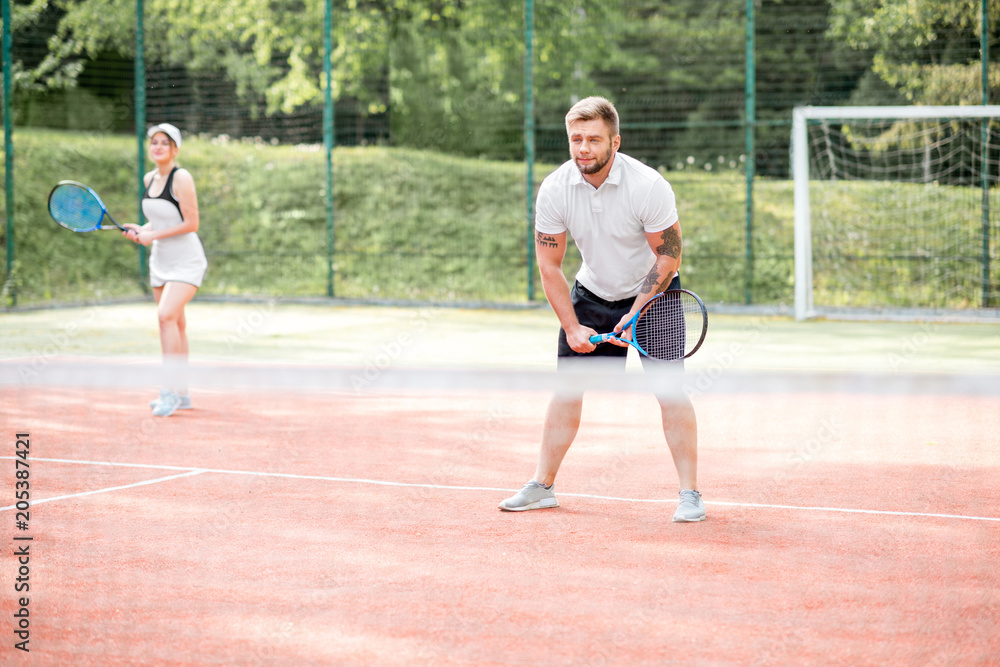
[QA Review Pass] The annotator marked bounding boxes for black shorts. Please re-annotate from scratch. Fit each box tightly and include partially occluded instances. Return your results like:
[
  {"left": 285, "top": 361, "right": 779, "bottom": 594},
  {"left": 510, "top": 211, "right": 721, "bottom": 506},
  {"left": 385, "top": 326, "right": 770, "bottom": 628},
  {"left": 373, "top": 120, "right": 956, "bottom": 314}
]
[{"left": 557, "top": 275, "right": 683, "bottom": 370}]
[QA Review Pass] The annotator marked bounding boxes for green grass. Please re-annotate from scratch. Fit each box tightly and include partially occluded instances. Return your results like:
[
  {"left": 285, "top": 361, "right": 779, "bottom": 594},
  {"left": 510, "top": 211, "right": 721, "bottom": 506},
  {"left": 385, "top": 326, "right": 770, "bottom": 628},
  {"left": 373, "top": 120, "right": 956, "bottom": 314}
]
[
  {"left": 811, "top": 180, "right": 1000, "bottom": 309},
  {"left": 1, "top": 129, "right": 996, "bottom": 308},
  {"left": 1, "top": 131, "right": 545, "bottom": 304},
  {"left": 0, "top": 130, "right": 779, "bottom": 305}
]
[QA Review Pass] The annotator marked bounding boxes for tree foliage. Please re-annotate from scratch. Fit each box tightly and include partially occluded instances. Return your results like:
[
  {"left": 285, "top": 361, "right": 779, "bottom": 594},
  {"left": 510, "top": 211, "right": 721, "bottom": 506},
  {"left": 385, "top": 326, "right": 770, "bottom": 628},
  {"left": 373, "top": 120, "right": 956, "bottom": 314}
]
[
  {"left": 828, "top": 0, "right": 1000, "bottom": 105},
  {"left": 7, "top": 0, "right": 998, "bottom": 164},
  {"left": 14, "top": 0, "right": 640, "bottom": 154}
]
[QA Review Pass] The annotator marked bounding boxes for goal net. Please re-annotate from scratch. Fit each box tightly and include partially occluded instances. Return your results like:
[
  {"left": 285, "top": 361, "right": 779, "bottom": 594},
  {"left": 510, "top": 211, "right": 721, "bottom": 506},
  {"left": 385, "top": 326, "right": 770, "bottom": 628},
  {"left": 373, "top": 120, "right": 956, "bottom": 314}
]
[{"left": 792, "top": 106, "right": 1000, "bottom": 319}]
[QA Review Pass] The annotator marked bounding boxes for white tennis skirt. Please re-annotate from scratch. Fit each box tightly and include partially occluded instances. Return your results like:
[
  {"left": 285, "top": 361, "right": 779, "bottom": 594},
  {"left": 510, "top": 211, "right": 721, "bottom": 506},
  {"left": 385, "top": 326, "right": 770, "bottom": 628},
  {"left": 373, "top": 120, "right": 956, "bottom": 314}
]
[{"left": 149, "top": 233, "right": 208, "bottom": 288}]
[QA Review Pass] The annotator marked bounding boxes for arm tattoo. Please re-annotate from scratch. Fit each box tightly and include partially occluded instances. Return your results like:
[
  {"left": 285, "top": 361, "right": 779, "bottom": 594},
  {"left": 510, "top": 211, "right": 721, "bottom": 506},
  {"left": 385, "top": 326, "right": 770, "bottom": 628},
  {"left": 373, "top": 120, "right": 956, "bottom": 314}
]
[
  {"left": 535, "top": 231, "right": 559, "bottom": 249},
  {"left": 640, "top": 225, "right": 681, "bottom": 294},
  {"left": 640, "top": 268, "right": 660, "bottom": 294},
  {"left": 655, "top": 225, "right": 682, "bottom": 258}
]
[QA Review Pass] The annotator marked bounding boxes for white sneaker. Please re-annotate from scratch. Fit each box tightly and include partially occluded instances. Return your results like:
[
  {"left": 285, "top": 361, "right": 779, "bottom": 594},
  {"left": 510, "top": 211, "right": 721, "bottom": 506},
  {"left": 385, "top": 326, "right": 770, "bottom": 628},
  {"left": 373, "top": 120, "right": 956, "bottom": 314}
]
[
  {"left": 673, "top": 489, "right": 706, "bottom": 522},
  {"left": 152, "top": 391, "right": 182, "bottom": 417},
  {"left": 149, "top": 388, "right": 171, "bottom": 408},
  {"left": 150, "top": 389, "right": 191, "bottom": 410},
  {"left": 498, "top": 480, "right": 558, "bottom": 511}
]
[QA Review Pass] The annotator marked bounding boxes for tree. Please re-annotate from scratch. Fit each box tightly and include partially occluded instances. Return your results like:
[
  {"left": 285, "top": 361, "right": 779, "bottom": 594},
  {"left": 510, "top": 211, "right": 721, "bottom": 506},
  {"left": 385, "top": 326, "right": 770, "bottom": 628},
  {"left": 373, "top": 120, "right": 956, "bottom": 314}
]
[
  {"left": 828, "top": 0, "right": 1000, "bottom": 106},
  {"left": 14, "top": 0, "right": 641, "bottom": 156},
  {"left": 387, "top": 0, "right": 634, "bottom": 157}
]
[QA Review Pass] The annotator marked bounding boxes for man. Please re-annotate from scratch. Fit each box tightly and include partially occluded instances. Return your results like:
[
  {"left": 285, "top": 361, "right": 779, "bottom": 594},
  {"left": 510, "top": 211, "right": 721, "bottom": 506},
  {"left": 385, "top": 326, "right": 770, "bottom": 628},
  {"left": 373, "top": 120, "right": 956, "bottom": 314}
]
[{"left": 498, "top": 96, "right": 704, "bottom": 522}]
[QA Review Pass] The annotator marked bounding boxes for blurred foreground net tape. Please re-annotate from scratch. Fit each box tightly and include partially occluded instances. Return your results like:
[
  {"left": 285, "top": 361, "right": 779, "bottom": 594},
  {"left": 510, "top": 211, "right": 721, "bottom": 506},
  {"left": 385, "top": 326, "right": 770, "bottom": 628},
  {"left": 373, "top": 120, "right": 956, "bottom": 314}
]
[{"left": 2, "top": 360, "right": 1000, "bottom": 397}]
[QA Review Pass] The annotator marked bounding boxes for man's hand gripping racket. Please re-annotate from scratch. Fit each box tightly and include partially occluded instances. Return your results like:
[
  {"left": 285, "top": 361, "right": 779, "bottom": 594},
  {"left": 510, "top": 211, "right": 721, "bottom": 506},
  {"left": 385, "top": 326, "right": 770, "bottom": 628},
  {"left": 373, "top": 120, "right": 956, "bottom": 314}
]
[{"left": 589, "top": 289, "right": 708, "bottom": 360}]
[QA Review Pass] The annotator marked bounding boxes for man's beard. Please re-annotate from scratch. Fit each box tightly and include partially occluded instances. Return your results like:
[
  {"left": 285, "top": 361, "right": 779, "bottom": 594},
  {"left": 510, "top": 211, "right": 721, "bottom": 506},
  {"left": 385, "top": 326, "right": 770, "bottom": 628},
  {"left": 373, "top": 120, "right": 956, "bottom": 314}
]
[{"left": 575, "top": 146, "right": 613, "bottom": 175}]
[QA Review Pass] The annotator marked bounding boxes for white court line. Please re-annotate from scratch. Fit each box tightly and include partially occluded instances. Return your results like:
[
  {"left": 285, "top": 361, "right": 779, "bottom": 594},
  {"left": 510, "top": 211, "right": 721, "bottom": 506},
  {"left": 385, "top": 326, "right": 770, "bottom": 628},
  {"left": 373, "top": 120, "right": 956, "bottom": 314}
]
[
  {"left": 0, "top": 469, "right": 206, "bottom": 511},
  {"left": 3, "top": 457, "right": 999, "bottom": 523}
]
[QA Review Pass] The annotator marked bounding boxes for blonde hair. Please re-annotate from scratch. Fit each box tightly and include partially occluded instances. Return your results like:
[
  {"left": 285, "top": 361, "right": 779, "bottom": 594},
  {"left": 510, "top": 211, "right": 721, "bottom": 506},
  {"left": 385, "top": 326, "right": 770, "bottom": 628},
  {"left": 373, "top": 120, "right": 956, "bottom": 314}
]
[{"left": 565, "top": 96, "right": 619, "bottom": 137}]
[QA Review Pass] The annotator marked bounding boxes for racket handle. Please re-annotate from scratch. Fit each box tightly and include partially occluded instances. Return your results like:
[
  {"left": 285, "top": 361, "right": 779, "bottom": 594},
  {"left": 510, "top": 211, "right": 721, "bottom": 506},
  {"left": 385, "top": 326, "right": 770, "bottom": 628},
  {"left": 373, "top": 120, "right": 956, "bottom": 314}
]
[{"left": 589, "top": 333, "right": 616, "bottom": 344}]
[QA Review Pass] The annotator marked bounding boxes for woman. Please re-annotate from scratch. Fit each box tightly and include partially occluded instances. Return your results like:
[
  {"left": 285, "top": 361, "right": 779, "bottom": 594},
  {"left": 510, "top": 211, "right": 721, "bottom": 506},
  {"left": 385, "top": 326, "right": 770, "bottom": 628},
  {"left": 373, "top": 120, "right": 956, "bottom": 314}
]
[{"left": 123, "top": 123, "right": 208, "bottom": 417}]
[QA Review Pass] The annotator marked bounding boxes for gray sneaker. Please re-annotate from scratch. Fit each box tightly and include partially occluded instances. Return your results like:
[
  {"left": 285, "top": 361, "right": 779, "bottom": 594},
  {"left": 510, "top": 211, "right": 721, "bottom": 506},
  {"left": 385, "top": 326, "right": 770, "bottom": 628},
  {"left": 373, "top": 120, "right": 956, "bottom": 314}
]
[
  {"left": 498, "top": 480, "right": 558, "bottom": 511},
  {"left": 152, "top": 391, "right": 182, "bottom": 417},
  {"left": 150, "top": 389, "right": 192, "bottom": 410},
  {"left": 673, "top": 489, "right": 706, "bottom": 522}
]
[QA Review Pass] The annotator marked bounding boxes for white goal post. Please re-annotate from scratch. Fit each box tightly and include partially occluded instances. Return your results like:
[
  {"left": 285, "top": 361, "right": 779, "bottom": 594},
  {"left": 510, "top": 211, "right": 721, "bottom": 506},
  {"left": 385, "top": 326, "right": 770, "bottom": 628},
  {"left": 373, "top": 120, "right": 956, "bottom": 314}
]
[{"left": 792, "top": 105, "right": 1000, "bottom": 320}]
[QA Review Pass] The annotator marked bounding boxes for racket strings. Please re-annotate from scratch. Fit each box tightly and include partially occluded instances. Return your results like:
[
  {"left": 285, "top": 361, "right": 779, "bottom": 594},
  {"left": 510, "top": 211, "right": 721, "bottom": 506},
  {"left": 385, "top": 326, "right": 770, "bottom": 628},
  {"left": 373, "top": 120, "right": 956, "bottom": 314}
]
[
  {"left": 49, "top": 185, "right": 105, "bottom": 231},
  {"left": 634, "top": 293, "right": 702, "bottom": 361}
]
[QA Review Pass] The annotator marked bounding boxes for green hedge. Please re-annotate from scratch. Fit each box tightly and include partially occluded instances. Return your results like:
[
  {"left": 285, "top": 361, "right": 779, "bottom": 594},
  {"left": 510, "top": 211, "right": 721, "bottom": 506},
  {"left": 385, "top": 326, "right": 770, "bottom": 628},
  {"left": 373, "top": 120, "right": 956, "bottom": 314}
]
[{"left": 7, "top": 129, "right": 991, "bottom": 308}]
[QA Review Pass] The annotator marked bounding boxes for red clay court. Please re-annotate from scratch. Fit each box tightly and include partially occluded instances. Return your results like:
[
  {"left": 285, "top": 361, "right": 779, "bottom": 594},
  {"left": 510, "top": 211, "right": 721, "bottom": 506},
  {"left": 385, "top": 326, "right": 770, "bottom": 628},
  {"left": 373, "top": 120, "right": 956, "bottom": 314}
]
[{"left": 2, "top": 362, "right": 998, "bottom": 666}]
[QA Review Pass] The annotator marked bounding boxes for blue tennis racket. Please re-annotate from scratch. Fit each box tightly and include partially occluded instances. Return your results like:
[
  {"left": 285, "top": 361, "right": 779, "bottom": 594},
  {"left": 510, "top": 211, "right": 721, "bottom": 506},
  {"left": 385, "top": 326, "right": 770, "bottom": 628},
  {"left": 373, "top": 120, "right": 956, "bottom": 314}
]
[
  {"left": 48, "top": 181, "right": 127, "bottom": 233},
  {"left": 589, "top": 288, "right": 708, "bottom": 360}
]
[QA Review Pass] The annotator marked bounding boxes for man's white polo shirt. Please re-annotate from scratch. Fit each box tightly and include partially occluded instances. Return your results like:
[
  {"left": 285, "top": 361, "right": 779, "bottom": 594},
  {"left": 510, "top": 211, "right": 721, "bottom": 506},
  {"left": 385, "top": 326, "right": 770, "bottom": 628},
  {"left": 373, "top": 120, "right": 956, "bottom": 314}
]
[{"left": 534, "top": 151, "right": 679, "bottom": 302}]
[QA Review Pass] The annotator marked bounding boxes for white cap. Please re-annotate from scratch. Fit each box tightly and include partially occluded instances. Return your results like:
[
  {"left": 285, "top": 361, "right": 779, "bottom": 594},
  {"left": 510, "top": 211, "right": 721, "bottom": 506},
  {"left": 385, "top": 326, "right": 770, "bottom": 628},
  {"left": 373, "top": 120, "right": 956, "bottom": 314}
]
[{"left": 146, "top": 123, "right": 182, "bottom": 148}]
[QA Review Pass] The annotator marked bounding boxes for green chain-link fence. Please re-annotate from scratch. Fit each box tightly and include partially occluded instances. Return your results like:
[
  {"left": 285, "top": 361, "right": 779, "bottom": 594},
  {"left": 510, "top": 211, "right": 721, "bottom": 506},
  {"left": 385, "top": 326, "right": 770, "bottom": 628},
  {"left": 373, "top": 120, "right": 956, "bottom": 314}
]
[{"left": 2, "top": 0, "right": 998, "bottom": 310}]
